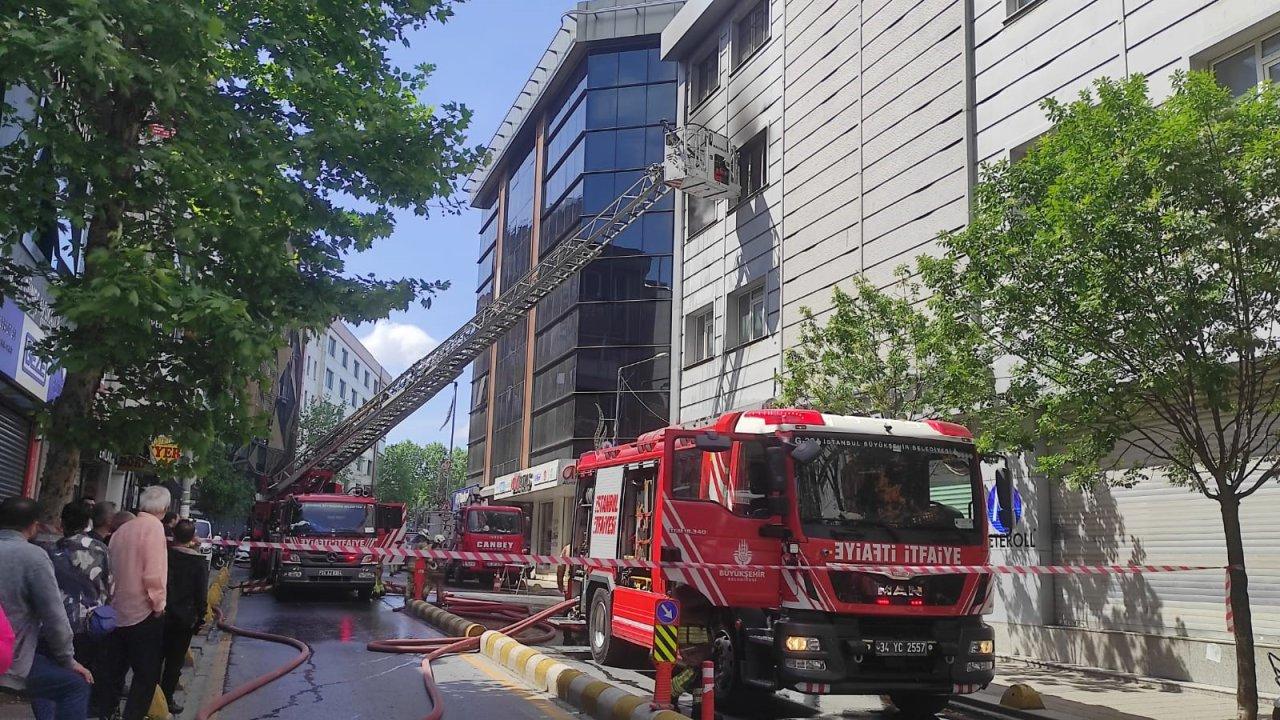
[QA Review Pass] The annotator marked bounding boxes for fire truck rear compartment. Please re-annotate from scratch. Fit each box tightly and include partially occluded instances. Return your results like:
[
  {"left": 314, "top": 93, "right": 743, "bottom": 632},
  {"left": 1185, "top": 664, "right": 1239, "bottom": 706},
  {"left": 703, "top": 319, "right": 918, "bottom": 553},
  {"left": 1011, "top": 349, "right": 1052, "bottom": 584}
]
[{"left": 756, "top": 614, "right": 994, "bottom": 694}]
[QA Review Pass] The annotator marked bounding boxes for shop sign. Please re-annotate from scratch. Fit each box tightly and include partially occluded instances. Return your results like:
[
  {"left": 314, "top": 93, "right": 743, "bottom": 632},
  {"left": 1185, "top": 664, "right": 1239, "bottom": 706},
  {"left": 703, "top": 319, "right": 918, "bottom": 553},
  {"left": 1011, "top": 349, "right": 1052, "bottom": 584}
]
[
  {"left": 0, "top": 296, "right": 65, "bottom": 403},
  {"left": 149, "top": 436, "right": 182, "bottom": 464},
  {"left": 493, "top": 458, "right": 570, "bottom": 500}
]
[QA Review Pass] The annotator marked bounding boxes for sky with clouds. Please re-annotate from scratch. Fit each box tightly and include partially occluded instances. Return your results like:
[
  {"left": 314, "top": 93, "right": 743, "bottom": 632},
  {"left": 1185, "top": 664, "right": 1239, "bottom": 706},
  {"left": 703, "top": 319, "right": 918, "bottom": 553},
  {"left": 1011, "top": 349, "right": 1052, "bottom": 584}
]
[{"left": 343, "top": 2, "right": 563, "bottom": 449}]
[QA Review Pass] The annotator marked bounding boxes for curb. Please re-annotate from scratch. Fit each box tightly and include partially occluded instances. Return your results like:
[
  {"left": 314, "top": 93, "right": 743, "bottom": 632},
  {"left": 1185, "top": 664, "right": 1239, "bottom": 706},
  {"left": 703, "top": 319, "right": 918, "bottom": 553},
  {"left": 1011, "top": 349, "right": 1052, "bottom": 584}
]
[
  {"left": 478, "top": 630, "right": 689, "bottom": 720},
  {"left": 404, "top": 600, "right": 485, "bottom": 638}
]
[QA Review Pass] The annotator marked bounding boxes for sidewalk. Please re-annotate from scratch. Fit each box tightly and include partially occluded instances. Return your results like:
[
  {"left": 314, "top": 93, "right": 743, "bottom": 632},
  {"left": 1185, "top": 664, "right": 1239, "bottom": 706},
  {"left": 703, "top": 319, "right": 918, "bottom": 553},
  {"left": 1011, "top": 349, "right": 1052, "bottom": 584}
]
[{"left": 957, "top": 657, "right": 1275, "bottom": 720}]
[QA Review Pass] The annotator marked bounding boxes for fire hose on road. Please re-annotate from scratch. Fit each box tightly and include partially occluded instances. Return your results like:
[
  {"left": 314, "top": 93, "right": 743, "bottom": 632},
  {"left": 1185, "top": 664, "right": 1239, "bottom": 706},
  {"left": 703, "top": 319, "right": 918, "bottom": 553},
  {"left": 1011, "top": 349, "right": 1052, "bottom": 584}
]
[
  {"left": 195, "top": 606, "right": 313, "bottom": 720},
  {"left": 368, "top": 596, "right": 578, "bottom": 720}
]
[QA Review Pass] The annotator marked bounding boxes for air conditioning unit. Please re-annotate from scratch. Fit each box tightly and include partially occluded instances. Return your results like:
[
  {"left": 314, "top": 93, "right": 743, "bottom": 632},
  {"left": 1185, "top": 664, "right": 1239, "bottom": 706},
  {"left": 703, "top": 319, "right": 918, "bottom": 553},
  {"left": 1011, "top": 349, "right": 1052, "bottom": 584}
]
[{"left": 663, "top": 125, "right": 739, "bottom": 201}]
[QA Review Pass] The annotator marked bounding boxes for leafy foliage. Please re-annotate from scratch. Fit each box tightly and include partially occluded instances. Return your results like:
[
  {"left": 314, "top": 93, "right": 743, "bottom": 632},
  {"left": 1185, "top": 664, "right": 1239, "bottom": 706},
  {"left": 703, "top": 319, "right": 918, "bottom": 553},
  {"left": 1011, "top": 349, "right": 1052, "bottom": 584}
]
[
  {"left": 298, "top": 398, "right": 353, "bottom": 487},
  {"left": 777, "top": 271, "right": 998, "bottom": 432},
  {"left": 924, "top": 72, "right": 1280, "bottom": 498},
  {"left": 0, "top": 0, "right": 484, "bottom": 516},
  {"left": 193, "top": 447, "right": 255, "bottom": 525},
  {"left": 377, "top": 440, "right": 466, "bottom": 508}
]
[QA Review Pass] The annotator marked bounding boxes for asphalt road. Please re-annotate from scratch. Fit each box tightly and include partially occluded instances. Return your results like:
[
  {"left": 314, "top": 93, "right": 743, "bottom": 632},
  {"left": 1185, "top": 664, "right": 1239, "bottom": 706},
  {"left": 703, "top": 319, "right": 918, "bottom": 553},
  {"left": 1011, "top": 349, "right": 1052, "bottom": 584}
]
[
  {"left": 213, "top": 577, "right": 992, "bottom": 720},
  {"left": 219, "top": 587, "right": 582, "bottom": 720}
]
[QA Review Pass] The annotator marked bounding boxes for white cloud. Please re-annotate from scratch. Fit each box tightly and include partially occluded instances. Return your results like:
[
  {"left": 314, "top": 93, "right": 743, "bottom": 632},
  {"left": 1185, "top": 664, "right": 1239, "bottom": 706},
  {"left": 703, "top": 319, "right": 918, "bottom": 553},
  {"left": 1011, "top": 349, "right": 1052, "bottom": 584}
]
[{"left": 359, "top": 320, "right": 436, "bottom": 375}]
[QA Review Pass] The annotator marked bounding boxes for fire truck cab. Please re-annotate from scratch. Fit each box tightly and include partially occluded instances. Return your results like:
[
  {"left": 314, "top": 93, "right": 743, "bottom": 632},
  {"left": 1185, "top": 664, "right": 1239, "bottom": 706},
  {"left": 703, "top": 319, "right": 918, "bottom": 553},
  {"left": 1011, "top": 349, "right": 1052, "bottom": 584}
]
[
  {"left": 568, "top": 408, "right": 1003, "bottom": 717},
  {"left": 253, "top": 490, "right": 404, "bottom": 601},
  {"left": 449, "top": 503, "right": 526, "bottom": 585}
]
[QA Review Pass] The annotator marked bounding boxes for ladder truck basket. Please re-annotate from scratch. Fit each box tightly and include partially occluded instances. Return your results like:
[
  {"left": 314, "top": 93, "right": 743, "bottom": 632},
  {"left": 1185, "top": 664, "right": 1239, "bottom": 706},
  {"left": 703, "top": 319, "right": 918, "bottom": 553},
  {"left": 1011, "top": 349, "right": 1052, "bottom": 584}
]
[{"left": 663, "top": 125, "right": 739, "bottom": 201}]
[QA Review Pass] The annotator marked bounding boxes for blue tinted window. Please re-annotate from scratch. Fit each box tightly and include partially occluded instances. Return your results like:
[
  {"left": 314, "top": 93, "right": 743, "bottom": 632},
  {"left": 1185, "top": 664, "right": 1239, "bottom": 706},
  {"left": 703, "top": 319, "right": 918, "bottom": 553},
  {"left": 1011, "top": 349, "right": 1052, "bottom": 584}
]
[
  {"left": 545, "top": 99, "right": 585, "bottom": 173},
  {"left": 587, "top": 53, "right": 618, "bottom": 88},
  {"left": 618, "top": 49, "right": 648, "bottom": 85},
  {"left": 584, "top": 130, "right": 615, "bottom": 172},
  {"left": 615, "top": 127, "right": 646, "bottom": 169},
  {"left": 617, "top": 85, "right": 646, "bottom": 126},
  {"left": 647, "top": 83, "right": 677, "bottom": 124},
  {"left": 649, "top": 48, "right": 677, "bottom": 82},
  {"left": 586, "top": 88, "right": 617, "bottom": 128}
]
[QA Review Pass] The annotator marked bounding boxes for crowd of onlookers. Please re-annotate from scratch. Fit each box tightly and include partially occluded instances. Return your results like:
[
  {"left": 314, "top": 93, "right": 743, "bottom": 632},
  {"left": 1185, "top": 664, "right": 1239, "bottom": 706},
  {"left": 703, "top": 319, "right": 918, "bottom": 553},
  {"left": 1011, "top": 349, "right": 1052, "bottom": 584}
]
[{"left": 0, "top": 486, "right": 210, "bottom": 720}]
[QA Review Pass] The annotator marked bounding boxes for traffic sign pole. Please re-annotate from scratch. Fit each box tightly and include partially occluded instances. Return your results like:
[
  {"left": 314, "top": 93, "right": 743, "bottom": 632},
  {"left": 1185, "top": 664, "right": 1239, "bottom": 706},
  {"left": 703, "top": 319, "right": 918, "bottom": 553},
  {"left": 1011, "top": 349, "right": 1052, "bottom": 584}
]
[{"left": 651, "top": 599, "right": 680, "bottom": 710}]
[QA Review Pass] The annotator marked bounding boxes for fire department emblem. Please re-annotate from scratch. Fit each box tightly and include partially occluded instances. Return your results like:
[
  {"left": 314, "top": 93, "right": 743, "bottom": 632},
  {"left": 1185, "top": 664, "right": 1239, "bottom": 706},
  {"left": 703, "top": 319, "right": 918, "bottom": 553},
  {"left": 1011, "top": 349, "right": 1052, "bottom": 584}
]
[{"left": 733, "top": 540, "right": 753, "bottom": 567}]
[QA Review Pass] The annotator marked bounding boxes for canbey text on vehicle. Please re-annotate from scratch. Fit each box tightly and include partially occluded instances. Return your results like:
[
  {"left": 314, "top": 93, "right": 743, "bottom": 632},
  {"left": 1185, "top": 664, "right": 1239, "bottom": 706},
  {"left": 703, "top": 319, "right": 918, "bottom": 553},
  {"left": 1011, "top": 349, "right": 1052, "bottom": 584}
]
[{"left": 568, "top": 408, "right": 1004, "bottom": 718}]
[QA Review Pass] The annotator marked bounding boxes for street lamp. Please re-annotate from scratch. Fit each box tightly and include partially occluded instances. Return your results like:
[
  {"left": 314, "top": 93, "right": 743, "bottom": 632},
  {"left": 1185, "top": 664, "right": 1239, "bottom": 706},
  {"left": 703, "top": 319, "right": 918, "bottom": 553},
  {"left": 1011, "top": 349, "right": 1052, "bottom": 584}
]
[{"left": 614, "top": 352, "right": 670, "bottom": 442}]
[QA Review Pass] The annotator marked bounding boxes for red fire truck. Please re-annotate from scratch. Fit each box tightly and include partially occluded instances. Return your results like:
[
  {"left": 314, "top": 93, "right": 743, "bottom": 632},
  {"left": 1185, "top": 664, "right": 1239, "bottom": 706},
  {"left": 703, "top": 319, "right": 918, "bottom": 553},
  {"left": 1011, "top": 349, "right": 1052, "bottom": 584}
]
[
  {"left": 445, "top": 500, "right": 527, "bottom": 586},
  {"left": 251, "top": 489, "right": 405, "bottom": 600},
  {"left": 568, "top": 408, "right": 1007, "bottom": 718}
]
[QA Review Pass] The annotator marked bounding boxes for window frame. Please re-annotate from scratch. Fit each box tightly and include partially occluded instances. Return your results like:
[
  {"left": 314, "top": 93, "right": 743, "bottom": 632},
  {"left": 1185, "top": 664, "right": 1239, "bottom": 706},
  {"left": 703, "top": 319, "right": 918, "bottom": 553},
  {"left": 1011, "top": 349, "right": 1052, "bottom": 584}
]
[
  {"left": 686, "top": 194, "right": 718, "bottom": 238},
  {"left": 730, "top": 282, "right": 767, "bottom": 348},
  {"left": 736, "top": 129, "right": 768, "bottom": 203},
  {"left": 1211, "top": 31, "right": 1280, "bottom": 97},
  {"left": 684, "top": 305, "right": 716, "bottom": 367},
  {"left": 732, "top": 0, "right": 771, "bottom": 72},
  {"left": 328, "top": 337, "right": 336, "bottom": 356},
  {"left": 341, "top": 348, "right": 348, "bottom": 368},
  {"left": 689, "top": 46, "right": 721, "bottom": 110},
  {"left": 325, "top": 369, "right": 334, "bottom": 389},
  {"left": 339, "top": 378, "right": 346, "bottom": 397},
  {"left": 1004, "top": 0, "right": 1044, "bottom": 21}
]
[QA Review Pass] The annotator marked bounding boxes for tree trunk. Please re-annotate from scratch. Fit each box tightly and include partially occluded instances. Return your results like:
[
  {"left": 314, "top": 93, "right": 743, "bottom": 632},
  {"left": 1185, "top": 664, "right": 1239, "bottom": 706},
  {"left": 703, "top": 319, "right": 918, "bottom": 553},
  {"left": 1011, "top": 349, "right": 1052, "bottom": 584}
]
[
  {"left": 1219, "top": 492, "right": 1258, "bottom": 720},
  {"left": 35, "top": 366, "right": 104, "bottom": 521}
]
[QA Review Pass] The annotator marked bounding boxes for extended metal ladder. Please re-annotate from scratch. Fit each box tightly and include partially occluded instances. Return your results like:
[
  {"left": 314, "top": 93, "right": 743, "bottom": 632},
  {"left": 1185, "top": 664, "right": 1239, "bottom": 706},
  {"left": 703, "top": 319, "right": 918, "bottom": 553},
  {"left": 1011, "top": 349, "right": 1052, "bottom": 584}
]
[{"left": 268, "top": 165, "right": 672, "bottom": 497}]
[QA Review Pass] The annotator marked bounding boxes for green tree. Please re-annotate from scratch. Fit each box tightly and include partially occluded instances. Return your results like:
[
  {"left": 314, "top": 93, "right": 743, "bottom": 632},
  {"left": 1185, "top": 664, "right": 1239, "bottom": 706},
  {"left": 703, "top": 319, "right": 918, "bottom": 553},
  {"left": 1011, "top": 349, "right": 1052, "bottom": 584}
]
[
  {"left": 377, "top": 440, "right": 466, "bottom": 508},
  {"left": 920, "top": 72, "right": 1280, "bottom": 720},
  {"left": 193, "top": 447, "right": 255, "bottom": 527},
  {"left": 0, "top": 1, "right": 483, "bottom": 520},
  {"left": 777, "top": 271, "right": 999, "bottom": 429},
  {"left": 298, "top": 398, "right": 353, "bottom": 487}
]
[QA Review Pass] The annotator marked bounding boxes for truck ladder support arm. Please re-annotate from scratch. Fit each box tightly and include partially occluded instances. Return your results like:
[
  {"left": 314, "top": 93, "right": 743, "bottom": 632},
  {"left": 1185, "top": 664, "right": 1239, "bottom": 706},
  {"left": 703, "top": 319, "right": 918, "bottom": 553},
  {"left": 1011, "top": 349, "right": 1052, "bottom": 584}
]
[{"left": 267, "top": 165, "right": 672, "bottom": 497}]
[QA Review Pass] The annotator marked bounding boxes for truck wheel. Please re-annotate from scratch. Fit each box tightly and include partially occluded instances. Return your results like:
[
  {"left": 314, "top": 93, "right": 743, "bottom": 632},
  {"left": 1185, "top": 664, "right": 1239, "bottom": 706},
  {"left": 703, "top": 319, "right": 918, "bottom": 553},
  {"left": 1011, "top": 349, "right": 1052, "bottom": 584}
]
[
  {"left": 711, "top": 624, "right": 770, "bottom": 709},
  {"left": 589, "top": 589, "right": 635, "bottom": 666},
  {"left": 888, "top": 693, "right": 951, "bottom": 718}
]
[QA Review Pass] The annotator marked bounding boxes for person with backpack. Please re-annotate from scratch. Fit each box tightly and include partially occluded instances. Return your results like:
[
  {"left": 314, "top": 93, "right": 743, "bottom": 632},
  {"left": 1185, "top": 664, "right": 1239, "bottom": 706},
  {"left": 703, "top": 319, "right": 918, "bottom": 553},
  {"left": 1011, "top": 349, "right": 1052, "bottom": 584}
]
[
  {"left": 35, "top": 500, "right": 113, "bottom": 720},
  {"left": 0, "top": 497, "right": 94, "bottom": 720}
]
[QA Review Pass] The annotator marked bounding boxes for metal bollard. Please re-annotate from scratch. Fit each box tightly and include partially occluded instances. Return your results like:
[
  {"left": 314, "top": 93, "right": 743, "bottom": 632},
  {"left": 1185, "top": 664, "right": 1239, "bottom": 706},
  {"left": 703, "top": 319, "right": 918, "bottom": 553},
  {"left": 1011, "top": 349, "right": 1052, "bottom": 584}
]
[
  {"left": 651, "top": 661, "right": 674, "bottom": 710},
  {"left": 701, "top": 660, "right": 715, "bottom": 720}
]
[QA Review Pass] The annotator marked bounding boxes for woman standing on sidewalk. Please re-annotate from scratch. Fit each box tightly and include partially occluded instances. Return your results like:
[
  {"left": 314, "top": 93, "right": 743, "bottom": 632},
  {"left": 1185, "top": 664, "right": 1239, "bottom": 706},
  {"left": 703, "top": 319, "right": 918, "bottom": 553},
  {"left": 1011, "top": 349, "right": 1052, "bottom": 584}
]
[{"left": 158, "top": 520, "right": 207, "bottom": 715}]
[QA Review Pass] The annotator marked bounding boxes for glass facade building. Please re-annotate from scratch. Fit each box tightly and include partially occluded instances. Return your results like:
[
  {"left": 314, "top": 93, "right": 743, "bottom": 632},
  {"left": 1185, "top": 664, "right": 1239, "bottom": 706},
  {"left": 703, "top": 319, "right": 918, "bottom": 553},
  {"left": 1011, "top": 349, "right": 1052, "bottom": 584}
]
[{"left": 467, "top": 40, "right": 677, "bottom": 485}]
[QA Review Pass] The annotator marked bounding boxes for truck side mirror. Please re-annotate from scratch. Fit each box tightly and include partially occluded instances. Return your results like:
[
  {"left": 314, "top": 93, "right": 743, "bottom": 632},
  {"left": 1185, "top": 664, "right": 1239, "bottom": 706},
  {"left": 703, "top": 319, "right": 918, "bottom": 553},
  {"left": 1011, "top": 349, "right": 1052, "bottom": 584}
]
[
  {"left": 694, "top": 432, "right": 732, "bottom": 452},
  {"left": 994, "top": 469, "right": 1014, "bottom": 534},
  {"left": 790, "top": 438, "right": 822, "bottom": 464}
]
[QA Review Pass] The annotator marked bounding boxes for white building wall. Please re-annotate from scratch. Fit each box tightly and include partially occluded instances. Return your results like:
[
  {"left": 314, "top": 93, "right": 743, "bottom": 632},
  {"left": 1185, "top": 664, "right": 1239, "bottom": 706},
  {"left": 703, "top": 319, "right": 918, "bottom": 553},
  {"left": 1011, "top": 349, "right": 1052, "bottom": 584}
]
[
  {"left": 675, "top": 0, "right": 786, "bottom": 424},
  {"left": 300, "top": 322, "right": 392, "bottom": 490},
  {"left": 666, "top": 0, "right": 1280, "bottom": 691}
]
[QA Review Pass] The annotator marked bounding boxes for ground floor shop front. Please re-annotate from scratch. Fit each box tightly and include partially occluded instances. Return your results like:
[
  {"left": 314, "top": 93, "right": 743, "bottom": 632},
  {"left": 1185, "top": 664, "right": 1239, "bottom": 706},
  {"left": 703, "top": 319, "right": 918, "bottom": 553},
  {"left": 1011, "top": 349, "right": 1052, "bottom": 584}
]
[{"left": 483, "top": 458, "right": 576, "bottom": 572}]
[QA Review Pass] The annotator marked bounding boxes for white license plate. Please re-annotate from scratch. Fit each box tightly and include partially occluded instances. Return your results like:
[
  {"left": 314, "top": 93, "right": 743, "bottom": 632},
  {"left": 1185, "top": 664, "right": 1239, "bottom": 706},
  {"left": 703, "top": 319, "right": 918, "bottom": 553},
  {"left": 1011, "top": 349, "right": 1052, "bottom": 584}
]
[
  {"left": 874, "top": 640, "right": 931, "bottom": 656},
  {"left": 316, "top": 569, "right": 344, "bottom": 577}
]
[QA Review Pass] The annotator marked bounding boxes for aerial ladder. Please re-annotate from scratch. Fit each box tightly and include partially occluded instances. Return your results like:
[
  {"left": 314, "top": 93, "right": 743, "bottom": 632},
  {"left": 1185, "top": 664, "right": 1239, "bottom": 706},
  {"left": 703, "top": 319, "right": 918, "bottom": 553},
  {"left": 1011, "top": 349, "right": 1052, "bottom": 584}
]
[{"left": 261, "top": 125, "right": 739, "bottom": 502}]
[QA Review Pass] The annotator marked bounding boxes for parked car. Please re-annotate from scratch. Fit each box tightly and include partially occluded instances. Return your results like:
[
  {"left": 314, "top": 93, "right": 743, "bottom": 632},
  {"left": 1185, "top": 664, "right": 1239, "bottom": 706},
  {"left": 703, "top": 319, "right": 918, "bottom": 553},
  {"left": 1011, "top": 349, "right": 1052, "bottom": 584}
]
[
  {"left": 195, "top": 519, "right": 214, "bottom": 562},
  {"left": 234, "top": 536, "right": 251, "bottom": 565}
]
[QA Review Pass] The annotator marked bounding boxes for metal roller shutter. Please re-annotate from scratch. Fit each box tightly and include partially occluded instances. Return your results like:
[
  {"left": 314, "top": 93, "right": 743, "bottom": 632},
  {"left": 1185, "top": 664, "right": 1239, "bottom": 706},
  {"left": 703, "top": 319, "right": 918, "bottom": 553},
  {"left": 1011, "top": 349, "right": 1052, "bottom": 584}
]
[
  {"left": 0, "top": 403, "right": 30, "bottom": 499},
  {"left": 1052, "top": 475, "right": 1280, "bottom": 643}
]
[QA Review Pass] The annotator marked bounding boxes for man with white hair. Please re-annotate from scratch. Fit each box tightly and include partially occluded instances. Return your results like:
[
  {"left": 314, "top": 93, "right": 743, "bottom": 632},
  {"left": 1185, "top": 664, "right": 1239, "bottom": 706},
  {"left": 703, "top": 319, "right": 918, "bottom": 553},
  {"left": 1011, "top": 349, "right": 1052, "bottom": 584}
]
[{"left": 102, "top": 486, "right": 170, "bottom": 720}]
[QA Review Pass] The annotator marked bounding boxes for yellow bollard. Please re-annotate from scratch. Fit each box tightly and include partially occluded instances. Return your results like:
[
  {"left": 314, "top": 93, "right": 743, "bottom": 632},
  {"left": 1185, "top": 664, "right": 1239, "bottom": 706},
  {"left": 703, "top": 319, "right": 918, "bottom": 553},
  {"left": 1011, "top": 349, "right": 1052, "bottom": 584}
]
[
  {"left": 145, "top": 686, "right": 169, "bottom": 719},
  {"left": 1000, "top": 683, "right": 1045, "bottom": 710}
]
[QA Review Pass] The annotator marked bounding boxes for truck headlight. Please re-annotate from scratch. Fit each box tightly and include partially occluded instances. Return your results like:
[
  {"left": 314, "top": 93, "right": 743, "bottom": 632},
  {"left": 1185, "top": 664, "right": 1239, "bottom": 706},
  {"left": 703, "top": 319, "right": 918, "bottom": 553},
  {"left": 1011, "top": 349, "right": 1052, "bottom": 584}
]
[
  {"left": 969, "top": 640, "right": 994, "bottom": 655},
  {"left": 784, "top": 636, "right": 821, "bottom": 652}
]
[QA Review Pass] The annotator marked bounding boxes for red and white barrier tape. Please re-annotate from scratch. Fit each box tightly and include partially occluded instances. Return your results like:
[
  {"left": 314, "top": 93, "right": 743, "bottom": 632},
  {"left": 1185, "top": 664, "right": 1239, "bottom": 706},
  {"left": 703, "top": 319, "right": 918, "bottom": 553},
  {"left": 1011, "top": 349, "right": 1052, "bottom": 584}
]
[{"left": 217, "top": 538, "right": 1221, "bottom": 576}]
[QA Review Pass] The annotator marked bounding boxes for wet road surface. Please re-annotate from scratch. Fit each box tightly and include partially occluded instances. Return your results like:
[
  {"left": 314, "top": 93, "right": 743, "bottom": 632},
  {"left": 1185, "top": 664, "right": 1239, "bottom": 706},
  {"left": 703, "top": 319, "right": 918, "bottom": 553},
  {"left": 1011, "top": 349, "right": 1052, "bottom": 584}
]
[
  {"left": 221, "top": 588, "right": 582, "bottom": 720},
  {"left": 217, "top": 580, "right": 992, "bottom": 720}
]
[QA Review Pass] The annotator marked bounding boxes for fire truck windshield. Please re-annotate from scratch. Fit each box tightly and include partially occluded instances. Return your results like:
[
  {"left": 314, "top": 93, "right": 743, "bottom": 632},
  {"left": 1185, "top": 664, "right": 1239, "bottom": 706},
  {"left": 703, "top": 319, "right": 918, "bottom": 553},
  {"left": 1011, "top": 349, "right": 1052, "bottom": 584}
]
[
  {"left": 467, "top": 509, "right": 521, "bottom": 535},
  {"left": 794, "top": 436, "right": 979, "bottom": 541},
  {"left": 292, "top": 503, "right": 373, "bottom": 536}
]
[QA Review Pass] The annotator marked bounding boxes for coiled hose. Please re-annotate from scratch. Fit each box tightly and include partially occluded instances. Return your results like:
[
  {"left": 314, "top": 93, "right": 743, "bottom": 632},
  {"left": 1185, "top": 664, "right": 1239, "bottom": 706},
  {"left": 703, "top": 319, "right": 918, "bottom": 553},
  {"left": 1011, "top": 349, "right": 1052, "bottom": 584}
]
[
  {"left": 367, "top": 597, "right": 578, "bottom": 720},
  {"left": 195, "top": 606, "right": 313, "bottom": 720}
]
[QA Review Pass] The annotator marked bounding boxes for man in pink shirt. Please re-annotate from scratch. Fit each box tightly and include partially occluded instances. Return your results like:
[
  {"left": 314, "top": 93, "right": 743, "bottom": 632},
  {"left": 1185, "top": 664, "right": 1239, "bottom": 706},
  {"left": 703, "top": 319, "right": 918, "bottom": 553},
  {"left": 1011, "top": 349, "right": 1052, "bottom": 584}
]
[{"left": 102, "top": 486, "right": 170, "bottom": 720}]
